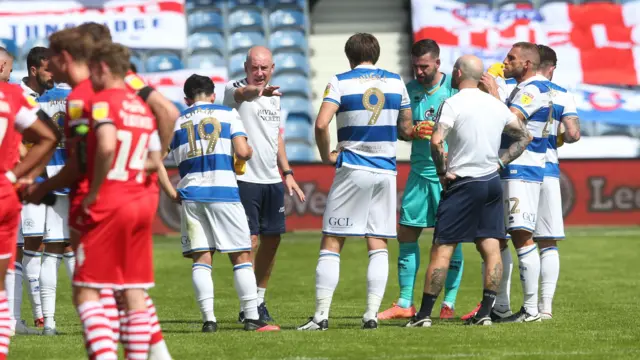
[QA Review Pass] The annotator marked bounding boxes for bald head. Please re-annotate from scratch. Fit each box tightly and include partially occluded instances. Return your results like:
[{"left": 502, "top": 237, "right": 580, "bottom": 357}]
[
  {"left": 244, "top": 46, "right": 274, "bottom": 87},
  {"left": 456, "top": 55, "right": 484, "bottom": 82},
  {"left": 0, "top": 47, "right": 13, "bottom": 82}
]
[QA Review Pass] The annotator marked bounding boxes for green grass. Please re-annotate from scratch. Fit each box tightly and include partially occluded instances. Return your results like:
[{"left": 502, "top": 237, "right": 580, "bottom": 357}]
[{"left": 10, "top": 227, "right": 640, "bottom": 359}]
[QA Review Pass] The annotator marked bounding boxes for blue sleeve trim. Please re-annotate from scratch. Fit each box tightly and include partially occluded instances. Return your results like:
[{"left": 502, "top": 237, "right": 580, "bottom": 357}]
[
  {"left": 231, "top": 132, "right": 248, "bottom": 139},
  {"left": 323, "top": 98, "right": 340, "bottom": 106},
  {"left": 510, "top": 104, "right": 529, "bottom": 119}
]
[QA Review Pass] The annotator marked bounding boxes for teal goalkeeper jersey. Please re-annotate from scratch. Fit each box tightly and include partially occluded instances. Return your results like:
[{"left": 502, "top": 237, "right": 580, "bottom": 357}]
[{"left": 406, "top": 74, "right": 457, "bottom": 179}]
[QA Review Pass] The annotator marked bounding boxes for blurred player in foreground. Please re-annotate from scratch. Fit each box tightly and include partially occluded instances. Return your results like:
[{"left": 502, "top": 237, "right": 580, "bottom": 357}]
[
  {"left": 404, "top": 55, "right": 532, "bottom": 327},
  {"left": 158, "top": 74, "right": 280, "bottom": 332},
  {"left": 532, "top": 45, "right": 580, "bottom": 320},
  {"left": 71, "top": 42, "right": 163, "bottom": 359},
  {"left": 379, "top": 38, "right": 464, "bottom": 321},
  {"left": 298, "top": 33, "right": 413, "bottom": 330},
  {"left": 223, "top": 46, "right": 305, "bottom": 322},
  {"left": 26, "top": 26, "right": 171, "bottom": 359},
  {"left": 0, "top": 81, "right": 59, "bottom": 359}
]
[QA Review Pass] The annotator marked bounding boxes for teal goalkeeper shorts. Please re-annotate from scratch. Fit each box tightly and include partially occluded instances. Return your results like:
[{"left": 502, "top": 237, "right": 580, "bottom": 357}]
[{"left": 399, "top": 172, "right": 442, "bottom": 228}]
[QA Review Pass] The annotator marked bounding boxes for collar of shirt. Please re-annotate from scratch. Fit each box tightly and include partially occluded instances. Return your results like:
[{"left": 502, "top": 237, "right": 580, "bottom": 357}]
[
  {"left": 354, "top": 64, "right": 377, "bottom": 70},
  {"left": 517, "top": 74, "right": 547, "bottom": 89},
  {"left": 192, "top": 101, "right": 213, "bottom": 107},
  {"left": 20, "top": 79, "right": 39, "bottom": 99}
]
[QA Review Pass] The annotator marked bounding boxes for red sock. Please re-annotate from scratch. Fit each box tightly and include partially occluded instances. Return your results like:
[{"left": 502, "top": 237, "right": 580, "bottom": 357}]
[
  {"left": 77, "top": 301, "right": 117, "bottom": 360},
  {"left": 0, "top": 292, "right": 11, "bottom": 360},
  {"left": 123, "top": 310, "right": 151, "bottom": 360},
  {"left": 145, "top": 293, "right": 164, "bottom": 345}
]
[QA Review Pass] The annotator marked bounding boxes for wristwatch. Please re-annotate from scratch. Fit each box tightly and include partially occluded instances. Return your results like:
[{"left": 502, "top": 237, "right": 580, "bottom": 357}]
[{"left": 283, "top": 169, "right": 294, "bottom": 177}]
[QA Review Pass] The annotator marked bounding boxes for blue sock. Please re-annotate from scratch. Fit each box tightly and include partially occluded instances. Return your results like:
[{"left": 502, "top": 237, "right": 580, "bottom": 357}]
[
  {"left": 397, "top": 242, "right": 420, "bottom": 309},
  {"left": 443, "top": 244, "right": 464, "bottom": 308}
]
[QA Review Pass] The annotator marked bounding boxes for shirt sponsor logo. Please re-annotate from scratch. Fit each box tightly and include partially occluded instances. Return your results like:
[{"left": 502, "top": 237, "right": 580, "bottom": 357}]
[{"left": 257, "top": 109, "right": 280, "bottom": 123}]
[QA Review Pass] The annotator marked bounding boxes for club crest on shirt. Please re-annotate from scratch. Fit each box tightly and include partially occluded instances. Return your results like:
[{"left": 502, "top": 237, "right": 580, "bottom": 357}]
[
  {"left": 520, "top": 92, "right": 534, "bottom": 105},
  {"left": 270, "top": 97, "right": 278, "bottom": 108}
]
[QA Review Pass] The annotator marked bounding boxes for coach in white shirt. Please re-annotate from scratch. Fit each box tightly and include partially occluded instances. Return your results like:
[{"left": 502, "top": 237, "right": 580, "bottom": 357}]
[
  {"left": 223, "top": 46, "right": 305, "bottom": 322},
  {"left": 405, "top": 55, "right": 532, "bottom": 328}
]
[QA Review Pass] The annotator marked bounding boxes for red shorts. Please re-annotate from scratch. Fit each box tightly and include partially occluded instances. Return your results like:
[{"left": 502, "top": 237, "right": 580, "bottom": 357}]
[
  {"left": 72, "top": 193, "right": 158, "bottom": 290},
  {"left": 0, "top": 191, "right": 20, "bottom": 270}
]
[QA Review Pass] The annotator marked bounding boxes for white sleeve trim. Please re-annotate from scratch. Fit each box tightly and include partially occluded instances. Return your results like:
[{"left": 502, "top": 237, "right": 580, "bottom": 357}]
[
  {"left": 148, "top": 130, "right": 161, "bottom": 152},
  {"left": 14, "top": 106, "right": 38, "bottom": 132}
]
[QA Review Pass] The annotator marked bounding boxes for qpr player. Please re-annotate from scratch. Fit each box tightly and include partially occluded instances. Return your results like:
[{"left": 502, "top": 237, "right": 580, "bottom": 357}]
[{"left": 298, "top": 33, "right": 414, "bottom": 331}]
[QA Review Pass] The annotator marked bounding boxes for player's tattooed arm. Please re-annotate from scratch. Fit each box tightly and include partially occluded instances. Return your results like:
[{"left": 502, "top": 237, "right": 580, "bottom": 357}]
[
  {"left": 501, "top": 118, "right": 533, "bottom": 166},
  {"left": 429, "top": 121, "right": 451, "bottom": 175},
  {"left": 561, "top": 115, "right": 581, "bottom": 143},
  {"left": 397, "top": 108, "right": 413, "bottom": 141}
]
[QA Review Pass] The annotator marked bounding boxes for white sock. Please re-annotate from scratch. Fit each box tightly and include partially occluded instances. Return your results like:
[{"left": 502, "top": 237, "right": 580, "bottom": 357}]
[
  {"left": 516, "top": 244, "right": 540, "bottom": 316},
  {"left": 63, "top": 251, "right": 75, "bottom": 281},
  {"left": 314, "top": 250, "right": 340, "bottom": 322},
  {"left": 40, "top": 252, "right": 62, "bottom": 329},
  {"left": 257, "top": 287, "right": 266, "bottom": 305},
  {"left": 22, "top": 250, "right": 43, "bottom": 321},
  {"left": 5, "top": 270, "right": 14, "bottom": 324},
  {"left": 10, "top": 264, "right": 23, "bottom": 322},
  {"left": 149, "top": 340, "right": 172, "bottom": 360},
  {"left": 494, "top": 247, "right": 513, "bottom": 313},
  {"left": 192, "top": 263, "right": 215, "bottom": 322},
  {"left": 233, "top": 263, "right": 259, "bottom": 321},
  {"left": 364, "top": 249, "right": 388, "bottom": 322},
  {"left": 540, "top": 246, "right": 559, "bottom": 315}
]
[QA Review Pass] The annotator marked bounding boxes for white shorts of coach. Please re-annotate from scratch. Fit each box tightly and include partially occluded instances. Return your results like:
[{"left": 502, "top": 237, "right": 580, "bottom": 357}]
[
  {"left": 180, "top": 201, "right": 252, "bottom": 257},
  {"left": 533, "top": 177, "right": 565, "bottom": 240},
  {"left": 322, "top": 167, "right": 397, "bottom": 239},
  {"left": 502, "top": 179, "right": 541, "bottom": 233}
]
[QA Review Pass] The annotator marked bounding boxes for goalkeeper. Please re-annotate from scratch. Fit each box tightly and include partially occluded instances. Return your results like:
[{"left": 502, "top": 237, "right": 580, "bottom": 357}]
[{"left": 378, "top": 39, "right": 464, "bottom": 321}]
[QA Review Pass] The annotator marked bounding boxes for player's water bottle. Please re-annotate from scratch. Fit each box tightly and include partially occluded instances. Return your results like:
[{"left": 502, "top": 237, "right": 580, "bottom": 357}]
[{"left": 234, "top": 154, "right": 246, "bottom": 175}]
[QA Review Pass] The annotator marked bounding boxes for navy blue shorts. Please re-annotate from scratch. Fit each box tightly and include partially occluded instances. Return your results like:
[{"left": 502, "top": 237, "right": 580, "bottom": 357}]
[
  {"left": 237, "top": 181, "right": 286, "bottom": 236},
  {"left": 433, "top": 172, "right": 506, "bottom": 244}
]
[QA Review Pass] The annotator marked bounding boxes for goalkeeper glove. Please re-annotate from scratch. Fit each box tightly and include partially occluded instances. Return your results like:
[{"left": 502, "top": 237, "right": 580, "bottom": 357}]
[{"left": 412, "top": 121, "right": 435, "bottom": 140}]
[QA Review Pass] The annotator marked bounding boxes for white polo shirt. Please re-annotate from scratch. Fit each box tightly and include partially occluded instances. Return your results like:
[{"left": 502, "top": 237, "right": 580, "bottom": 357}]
[
  {"left": 223, "top": 78, "right": 282, "bottom": 184},
  {"left": 436, "top": 88, "right": 517, "bottom": 178}
]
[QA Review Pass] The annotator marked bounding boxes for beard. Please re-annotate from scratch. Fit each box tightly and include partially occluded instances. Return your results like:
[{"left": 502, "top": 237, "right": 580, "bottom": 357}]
[
  {"left": 37, "top": 75, "right": 54, "bottom": 90},
  {"left": 418, "top": 71, "right": 437, "bottom": 86}
]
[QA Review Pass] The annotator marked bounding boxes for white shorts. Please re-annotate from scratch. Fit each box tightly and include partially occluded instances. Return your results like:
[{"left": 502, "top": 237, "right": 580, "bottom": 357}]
[
  {"left": 180, "top": 201, "right": 252, "bottom": 257},
  {"left": 17, "top": 222, "right": 24, "bottom": 247},
  {"left": 502, "top": 179, "right": 541, "bottom": 233},
  {"left": 322, "top": 167, "right": 397, "bottom": 239},
  {"left": 43, "top": 195, "right": 70, "bottom": 243},
  {"left": 533, "top": 177, "right": 565, "bottom": 240},
  {"left": 21, "top": 203, "right": 46, "bottom": 237}
]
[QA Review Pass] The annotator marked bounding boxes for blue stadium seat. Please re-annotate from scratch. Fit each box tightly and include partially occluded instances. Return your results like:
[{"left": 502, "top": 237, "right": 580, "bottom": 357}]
[
  {"left": 187, "top": 32, "right": 225, "bottom": 55},
  {"left": 0, "top": 38, "right": 17, "bottom": 58},
  {"left": 228, "top": 31, "right": 266, "bottom": 54},
  {"left": 187, "top": 53, "right": 226, "bottom": 69},
  {"left": 269, "top": 9, "right": 305, "bottom": 31},
  {"left": 228, "top": 9, "right": 264, "bottom": 32},
  {"left": 186, "top": 0, "right": 222, "bottom": 11},
  {"left": 188, "top": 10, "right": 224, "bottom": 33},
  {"left": 273, "top": 53, "right": 309, "bottom": 75},
  {"left": 284, "top": 117, "right": 312, "bottom": 143},
  {"left": 129, "top": 55, "right": 145, "bottom": 73},
  {"left": 595, "top": 123, "right": 633, "bottom": 137},
  {"left": 228, "top": 53, "right": 246, "bottom": 78},
  {"left": 269, "top": 30, "right": 307, "bottom": 53},
  {"left": 461, "top": 0, "right": 493, "bottom": 8},
  {"left": 267, "top": 0, "right": 305, "bottom": 10},
  {"left": 271, "top": 74, "right": 309, "bottom": 98},
  {"left": 498, "top": 0, "right": 533, "bottom": 8},
  {"left": 20, "top": 38, "right": 48, "bottom": 59},
  {"left": 229, "top": 0, "right": 265, "bottom": 10},
  {"left": 280, "top": 96, "right": 312, "bottom": 120},
  {"left": 285, "top": 141, "right": 315, "bottom": 162},
  {"left": 145, "top": 53, "right": 184, "bottom": 72}
]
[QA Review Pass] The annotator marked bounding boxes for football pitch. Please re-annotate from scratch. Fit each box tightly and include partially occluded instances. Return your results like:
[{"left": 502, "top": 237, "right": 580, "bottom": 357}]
[{"left": 10, "top": 227, "right": 640, "bottom": 359}]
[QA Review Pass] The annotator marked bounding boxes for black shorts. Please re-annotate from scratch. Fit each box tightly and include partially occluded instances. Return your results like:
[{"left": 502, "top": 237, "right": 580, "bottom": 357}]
[
  {"left": 237, "top": 181, "right": 286, "bottom": 236},
  {"left": 433, "top": 172, "right": 506, "bottom": 244}
]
